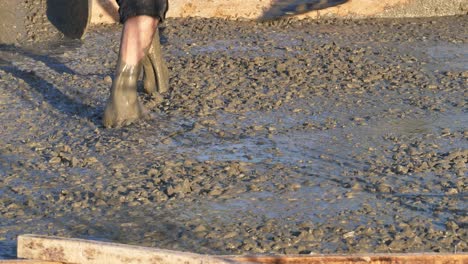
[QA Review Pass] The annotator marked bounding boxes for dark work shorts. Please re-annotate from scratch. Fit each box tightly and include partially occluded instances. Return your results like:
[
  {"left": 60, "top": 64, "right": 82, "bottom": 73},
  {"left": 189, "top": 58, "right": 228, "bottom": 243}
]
[{"left": 116, "top": 0, "right": 169, "bottom": 23}]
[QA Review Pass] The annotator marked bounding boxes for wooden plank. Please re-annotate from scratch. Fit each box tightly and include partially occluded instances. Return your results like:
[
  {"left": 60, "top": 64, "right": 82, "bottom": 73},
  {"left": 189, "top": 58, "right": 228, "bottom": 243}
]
[
  {"left": 17, "top": 235, "right": 235, "bottom": 264},
  {"left": 230, "top": 253, "right": 468, "bottom": 264},
  {"left": 16, "top": 234, "right": 468, "bottom": 264}
]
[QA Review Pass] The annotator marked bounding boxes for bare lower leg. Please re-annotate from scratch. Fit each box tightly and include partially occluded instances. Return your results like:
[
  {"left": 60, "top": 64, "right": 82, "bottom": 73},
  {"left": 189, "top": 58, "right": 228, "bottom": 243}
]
[
  {"left": 103, "top": 16, "right": 159, "bottom": 128},
  {"left": 119, "top": 16, "right": 159, "bottom": 65}
]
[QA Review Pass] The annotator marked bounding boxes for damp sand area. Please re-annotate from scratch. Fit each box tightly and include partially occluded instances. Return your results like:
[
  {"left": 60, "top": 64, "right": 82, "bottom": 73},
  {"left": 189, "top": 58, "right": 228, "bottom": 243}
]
[{"left": 0, "top": 16, "right": 467, "bottom": 258}]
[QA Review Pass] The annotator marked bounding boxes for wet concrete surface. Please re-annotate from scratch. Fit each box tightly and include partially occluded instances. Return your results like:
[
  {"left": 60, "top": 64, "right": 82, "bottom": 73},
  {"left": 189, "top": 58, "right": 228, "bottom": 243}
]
[{"left": 0, "top": 16, "right": 467, "bottom": 258}]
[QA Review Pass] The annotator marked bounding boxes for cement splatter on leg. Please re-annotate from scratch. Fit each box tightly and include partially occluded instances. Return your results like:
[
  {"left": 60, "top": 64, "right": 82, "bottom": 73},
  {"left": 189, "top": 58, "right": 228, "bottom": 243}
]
[
  {"left": 144, "top": 28, "right": 169, "bottom": 95},
  {"left": 142, "top": 55, "right": 157, "bottom": 95}
]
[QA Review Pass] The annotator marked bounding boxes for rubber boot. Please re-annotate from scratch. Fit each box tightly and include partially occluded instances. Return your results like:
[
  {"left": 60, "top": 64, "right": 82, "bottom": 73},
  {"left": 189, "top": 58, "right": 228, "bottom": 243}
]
[
  {"left": 103, "top": 62, "right": 147, "bottom": 128},
  {"left": 142, "top": 28, "right": 169, "bottom": 95}
]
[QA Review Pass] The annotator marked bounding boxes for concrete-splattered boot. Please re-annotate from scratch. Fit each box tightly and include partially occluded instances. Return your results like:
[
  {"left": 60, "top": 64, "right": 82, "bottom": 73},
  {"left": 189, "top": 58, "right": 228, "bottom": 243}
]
[
  {"left": 141, "top": 28, "right": 169, "bottom": 95},
  {"left": 103, "top": 62, "right": 147, "bottom": 128}
]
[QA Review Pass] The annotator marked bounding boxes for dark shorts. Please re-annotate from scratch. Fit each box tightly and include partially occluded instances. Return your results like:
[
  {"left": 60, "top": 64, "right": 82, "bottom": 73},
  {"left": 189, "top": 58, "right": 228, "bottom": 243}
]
[{"left": 116, "top": 0, "right": 169, "bottom": 23}]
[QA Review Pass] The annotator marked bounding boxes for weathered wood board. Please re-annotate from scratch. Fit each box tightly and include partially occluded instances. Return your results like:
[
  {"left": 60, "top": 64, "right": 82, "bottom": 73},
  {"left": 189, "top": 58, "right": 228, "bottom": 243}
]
[
  {"left": 17, "top": 235, "right": 234, "bottom": 264},
  {"left": 11, "top": 235, "right": 468, "bottom": 264},
  {"left": 232, "top": 254, "right": 468, "bottom": 264}
]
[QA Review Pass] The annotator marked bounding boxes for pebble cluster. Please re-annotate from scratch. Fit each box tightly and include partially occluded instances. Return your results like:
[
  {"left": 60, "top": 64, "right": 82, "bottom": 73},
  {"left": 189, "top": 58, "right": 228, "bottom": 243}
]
[{"left": 0, "top": 16, "right": 466, "bottom": 258}]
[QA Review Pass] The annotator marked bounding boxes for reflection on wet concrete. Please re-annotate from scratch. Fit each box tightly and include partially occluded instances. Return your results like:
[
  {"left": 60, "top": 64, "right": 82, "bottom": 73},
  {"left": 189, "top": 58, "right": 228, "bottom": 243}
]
[{"left": 427, "top": 44, "right": 468, "bottom": 71}]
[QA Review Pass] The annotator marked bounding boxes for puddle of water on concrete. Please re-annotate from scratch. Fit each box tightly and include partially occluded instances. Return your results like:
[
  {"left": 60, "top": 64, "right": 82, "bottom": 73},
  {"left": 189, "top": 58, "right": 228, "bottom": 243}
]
[
  {"left": 190, "top": 39, "right": 262, "bottom": 54},
  {"left": 164, "top": 107, "right": 467, "bottom": 232},
  {"left": 195, "top": 139, "right": 276, "bottom": 163},
  {"left": 369, "top": 111, "right": 467, "bottom": 137},
  {"left": 426, "top": 43, "right": 468, "bottom": 71},
  {"left": 0, "top": 240, "right": 16, "bottom": 259},
  {"left": 194, "top": 186, "right": 369, "bottom": 224}
]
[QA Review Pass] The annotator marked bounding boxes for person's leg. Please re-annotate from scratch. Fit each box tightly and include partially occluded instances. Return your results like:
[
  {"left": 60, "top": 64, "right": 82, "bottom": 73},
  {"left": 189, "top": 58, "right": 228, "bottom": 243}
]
[
  {"left": 103, "top": 16, "right": 158, "bottom": 128},
  {"left": 122, "top": 0, "right": 169, "bottom": 95},
  {"left": 120, "top": 16, "right": 159, "bottom": 66}
]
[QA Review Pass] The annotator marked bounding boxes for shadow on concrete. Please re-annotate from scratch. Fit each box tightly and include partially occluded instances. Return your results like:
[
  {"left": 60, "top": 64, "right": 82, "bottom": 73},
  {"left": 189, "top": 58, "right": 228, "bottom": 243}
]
[
  {"left": 260, "top": 0, "right": 349, "bottom": 21},
  {"left": 0, "top": 43, "right": 76, "bottom": 75},
  {"left": 0, "top": 44, "right": 100, "bottom": 125}
]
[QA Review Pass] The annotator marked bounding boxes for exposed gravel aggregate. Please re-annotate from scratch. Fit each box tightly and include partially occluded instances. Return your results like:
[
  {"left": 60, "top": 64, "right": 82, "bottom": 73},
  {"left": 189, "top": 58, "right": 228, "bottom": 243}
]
[{"left": 0, "top": 15, "right": 467, "bottom": 258}]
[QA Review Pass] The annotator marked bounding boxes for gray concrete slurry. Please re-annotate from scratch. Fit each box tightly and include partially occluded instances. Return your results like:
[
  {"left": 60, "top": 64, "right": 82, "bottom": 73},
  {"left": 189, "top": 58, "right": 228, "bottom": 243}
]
[{"left": 0, "top": 15, "right": 467, "bottom": 258}]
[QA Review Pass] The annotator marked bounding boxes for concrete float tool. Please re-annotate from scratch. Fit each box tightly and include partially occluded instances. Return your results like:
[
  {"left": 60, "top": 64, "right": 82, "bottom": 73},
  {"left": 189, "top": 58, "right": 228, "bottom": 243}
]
[{"left": 0, "top": 235, "right": 467, "bottom": 264}]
